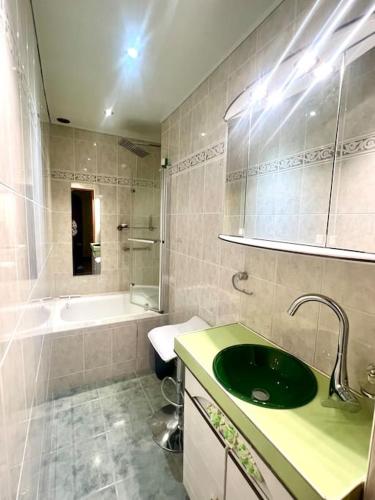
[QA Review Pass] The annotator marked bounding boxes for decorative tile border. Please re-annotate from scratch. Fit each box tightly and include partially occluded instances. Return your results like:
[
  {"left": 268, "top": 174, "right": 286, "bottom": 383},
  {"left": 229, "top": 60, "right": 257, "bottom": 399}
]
[
  {"left": 342, "top": 133, "right": 375, "bottom": 157},
  {"left": 226, "top": 132, "right": 375, "bottom": 183},
  {"left": 168, "top": 140, "right": 225, "bottom": 176},
  {"left": 50, "top": 170, "right": 156, "bottom": 188},
  {"left": 50, "top": 170, "right": 75, "bottom": 181}
]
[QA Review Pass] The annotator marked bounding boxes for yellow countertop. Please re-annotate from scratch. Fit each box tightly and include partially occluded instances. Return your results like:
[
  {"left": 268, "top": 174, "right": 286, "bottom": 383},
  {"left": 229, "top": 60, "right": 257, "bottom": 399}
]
[{"left": 175, "top": 323, "right": 373, "bottom": 500}]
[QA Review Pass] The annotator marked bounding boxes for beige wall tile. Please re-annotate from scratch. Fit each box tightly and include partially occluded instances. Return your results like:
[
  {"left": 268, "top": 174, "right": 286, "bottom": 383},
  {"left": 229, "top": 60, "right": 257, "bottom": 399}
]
[
  {"left": 50, "top": 334, "right": 84, "bottom": 378},
  {"left": 112, "top": 323, "right": 137, "bottom": 364},
  {"left": 203, "top": 214, "right": 221, "bottom": 264},
  {"left": 322, "top": 260, "right": 375, "bottom": 315},
  {"left": 84, "top": 329, "right": 112, "bottom": 369},
  {"left": 48, "top": 372, "right": 85, "bottom": 399},
  {"left": 276, "top": 253, "right": 323, "bottom": 291},
  {"left": 112, "top": 359, "right": 137, "bottom": 380},
  {"left": 50, "top": 136, "right": 74, "bottom": 172},
  {"left": 204, "top": 159, "right": 225, "bottom": 214},
  {"left": 271, "top": 284, "right": 318, "bottom": 365},
  {"left": 97, "top": 143, "right": 116, "bottom": 176},
  {"left": 136, "top": 316, "right": 168, "bottom": 361},
  {"left": 75, "top": 140, "right": 97, "bottom": 174}
]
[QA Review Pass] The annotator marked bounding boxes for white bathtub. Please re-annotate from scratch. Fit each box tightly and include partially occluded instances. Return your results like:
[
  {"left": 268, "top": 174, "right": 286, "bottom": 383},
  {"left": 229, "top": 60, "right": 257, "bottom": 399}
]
[
  {"left": 54, "top": 292, "right": 158, "bottom": 330},
  {"left": 10, "top": 292, "right": 159, "bottom": 339}
]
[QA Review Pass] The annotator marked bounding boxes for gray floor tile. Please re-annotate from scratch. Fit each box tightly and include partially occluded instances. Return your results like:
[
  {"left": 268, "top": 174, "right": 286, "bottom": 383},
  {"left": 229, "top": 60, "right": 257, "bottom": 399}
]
[
  {"left": 44, "top": 400, "right": 105, "bottom": 453},
  {"left": 84, "top": 484, "right": 118, "bottom": 499},
  {"left": 48, "top": 407, "right": 74, "bottom": 452},
  {"left": 98, "top": 378, "right": 140, "bottom": 399},
  {"left": 54, "top": 387, "right": 99, "bottom": 412},
  {"left": 101, "top": 391, "right": 152, "bottom": 431},
  {"left": 39, "top": 447, "right": 75, "bottom": 500},
  {"left": 106, "top": 428, "right": 152, "bottom": 482},
  {"left": 73, "top": 434, "right": 115, "bottom": 499},
  {"left": 40, "top": 376, "right": 186, "bottom": 500},
  {"left": 140, "top": 374, "right": 176, "bottom": 412},
  {"left": 115, "top": 463, "right": 186, "bottom": 500},
  {"left": 72, "top": 399, "right": 106, "bottom": 443}
]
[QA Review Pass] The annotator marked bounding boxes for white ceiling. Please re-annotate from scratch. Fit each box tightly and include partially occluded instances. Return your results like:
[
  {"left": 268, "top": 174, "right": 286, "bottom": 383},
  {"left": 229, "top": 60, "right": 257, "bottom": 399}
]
[{"left": 32, "top": 0, "right": 281, "bottom": 141}]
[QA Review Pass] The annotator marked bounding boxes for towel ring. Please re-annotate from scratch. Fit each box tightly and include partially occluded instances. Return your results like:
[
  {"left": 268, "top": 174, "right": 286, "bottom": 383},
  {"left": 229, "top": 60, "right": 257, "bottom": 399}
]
[{"left": 232, "top": 271, "right": 253, "bottom": 296}]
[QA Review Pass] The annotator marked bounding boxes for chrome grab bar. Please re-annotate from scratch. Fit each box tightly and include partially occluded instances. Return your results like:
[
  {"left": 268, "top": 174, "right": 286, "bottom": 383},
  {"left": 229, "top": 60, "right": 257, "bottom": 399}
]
[
  {"left": 123, "top": 246, "right": 151, "bottom": 251},
  {"left": 127, "top": 238, "right": 160, "bottom": 244},
  {"left": 118, "top": 224, "right": 157, "bottom": 230}
]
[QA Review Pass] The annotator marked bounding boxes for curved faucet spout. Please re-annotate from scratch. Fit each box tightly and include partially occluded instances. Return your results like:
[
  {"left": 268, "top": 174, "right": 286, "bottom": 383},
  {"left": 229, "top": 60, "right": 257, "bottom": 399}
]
[{"left": 287, "top": 293, "right": 359, "bottom": 411}]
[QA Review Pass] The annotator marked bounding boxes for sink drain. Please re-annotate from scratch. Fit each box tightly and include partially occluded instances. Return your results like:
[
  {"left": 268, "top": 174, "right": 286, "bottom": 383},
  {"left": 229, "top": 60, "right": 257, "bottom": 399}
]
[{"left": 251, "top": 388, "right": 270, "bottom": 402}]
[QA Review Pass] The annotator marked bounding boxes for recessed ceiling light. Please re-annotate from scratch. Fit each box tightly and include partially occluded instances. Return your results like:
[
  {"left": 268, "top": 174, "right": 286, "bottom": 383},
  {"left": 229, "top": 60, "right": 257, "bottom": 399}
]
[
  {"left": 57, "top": 117, "right": 71, "bottom": 124},
  {"left": 200, "top": 132, "right": 206, "bottom": 137},
  {"left": 105, "top": 108, "right": 114, "bottom": 118},
  {"left": 309, "top": 110, "right": 317, "bottom": 117},
  {"left": 127, "top": 47, "right": 138, "bottom": 59},
  {"left": 93, "top": 142, "right": 97, "bottom": 147}
]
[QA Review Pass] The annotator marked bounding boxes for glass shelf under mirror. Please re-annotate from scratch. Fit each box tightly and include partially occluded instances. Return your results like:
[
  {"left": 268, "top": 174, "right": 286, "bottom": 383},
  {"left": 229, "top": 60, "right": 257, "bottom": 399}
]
[{"left": 219, "top": 234, "right": 375, "bottom": 263}]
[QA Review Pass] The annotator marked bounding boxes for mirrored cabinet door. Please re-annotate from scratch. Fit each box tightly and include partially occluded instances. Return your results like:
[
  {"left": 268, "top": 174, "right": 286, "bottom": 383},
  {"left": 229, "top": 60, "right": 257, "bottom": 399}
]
[
  {"left": 223, "top": 8, "right": 375, "bottom": 261},
  {"left": 244, "top": 63, "right": 342, "bottom": 246},
  {"left": 328, "top": 44, "right": 375, "bottom": 253}
]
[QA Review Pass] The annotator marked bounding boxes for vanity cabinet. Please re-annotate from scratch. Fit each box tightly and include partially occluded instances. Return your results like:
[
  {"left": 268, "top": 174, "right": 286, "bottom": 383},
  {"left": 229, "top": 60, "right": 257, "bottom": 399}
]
[
  {"left": 183, "top": 369, "right": 293, "bottom": 500},
  {"left": 226, "top": 453, "right": 260, "bottom": 499},
  {"left": 184, "top": 394, "right": 226, "bottom": 500}
]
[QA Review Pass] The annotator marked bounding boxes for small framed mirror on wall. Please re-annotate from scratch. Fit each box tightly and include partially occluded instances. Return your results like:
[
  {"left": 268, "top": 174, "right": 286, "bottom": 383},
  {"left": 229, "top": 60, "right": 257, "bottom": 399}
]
[
  {"left": 222, "top": 7, "right": 375, "bottom": 262},
  {"left": 71, "top": 184, "right": 101, "bottom": 275}
]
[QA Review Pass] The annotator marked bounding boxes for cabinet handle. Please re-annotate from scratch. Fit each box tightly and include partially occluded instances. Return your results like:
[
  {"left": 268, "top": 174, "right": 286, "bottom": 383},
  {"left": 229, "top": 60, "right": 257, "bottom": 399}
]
[{"left": 204, "top": 401, "right": 264, "bottom": 484}]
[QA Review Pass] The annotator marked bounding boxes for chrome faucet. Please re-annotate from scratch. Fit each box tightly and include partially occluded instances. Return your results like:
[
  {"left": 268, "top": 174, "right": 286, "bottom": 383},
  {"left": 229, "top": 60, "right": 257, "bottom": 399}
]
[{"left": 287, "top": 294, "right": 360, "bottom": 412}]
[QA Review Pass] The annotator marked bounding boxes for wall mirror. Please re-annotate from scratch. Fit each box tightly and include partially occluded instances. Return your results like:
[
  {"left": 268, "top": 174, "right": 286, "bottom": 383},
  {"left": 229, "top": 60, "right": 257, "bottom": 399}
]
[
  {"left": 222, "top": 11, "right": 375, "bottom": 261},
  {"left": 71, "top": 184, "right": 101, "bottom": 275}
]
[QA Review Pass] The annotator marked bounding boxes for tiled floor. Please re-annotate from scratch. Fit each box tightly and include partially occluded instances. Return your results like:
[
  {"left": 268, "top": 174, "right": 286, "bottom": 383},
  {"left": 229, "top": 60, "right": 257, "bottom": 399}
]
[{"left": 34, "top": 374, "right": 186, "bottom": 499}]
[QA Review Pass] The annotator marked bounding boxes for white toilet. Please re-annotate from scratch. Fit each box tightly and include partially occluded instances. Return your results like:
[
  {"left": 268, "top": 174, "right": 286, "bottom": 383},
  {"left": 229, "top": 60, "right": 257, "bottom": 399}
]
[{"left": 148, "top": 316, "right": 209, "bottom": 452}]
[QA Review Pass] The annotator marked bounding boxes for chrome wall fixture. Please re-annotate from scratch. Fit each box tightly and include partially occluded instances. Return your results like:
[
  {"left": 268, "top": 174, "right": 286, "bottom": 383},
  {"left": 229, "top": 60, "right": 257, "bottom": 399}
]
[
  {"left": 232, "top": 272, "right": 253, "bottom": 296},
  {"left": 117, "top": 216, "right": 156, "bottom": 231},
  {"left": 287, "top": 293, "right": 360, "bottom": 412},
  {"left": 123, "top": 246, "right": 151, "bottom": 252}
]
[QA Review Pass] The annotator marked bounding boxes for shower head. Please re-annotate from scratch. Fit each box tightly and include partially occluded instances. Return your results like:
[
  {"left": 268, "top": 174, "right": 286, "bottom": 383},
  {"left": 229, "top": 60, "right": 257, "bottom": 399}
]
[{"left": 118, "top": 137, "right": 160, "bottom": 158}]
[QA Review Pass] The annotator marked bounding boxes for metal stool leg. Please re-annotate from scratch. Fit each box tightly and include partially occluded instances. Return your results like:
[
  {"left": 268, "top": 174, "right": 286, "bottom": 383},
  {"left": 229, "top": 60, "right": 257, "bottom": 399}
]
[{"left": 150, "top": 358, "right": 184, "bottom": 453}]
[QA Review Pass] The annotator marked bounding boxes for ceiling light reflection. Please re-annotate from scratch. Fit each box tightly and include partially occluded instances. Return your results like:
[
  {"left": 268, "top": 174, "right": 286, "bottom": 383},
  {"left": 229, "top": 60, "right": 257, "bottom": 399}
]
[
  {"left": 313, "top": 62, "right": 333, "bottom": 81},
  {"left": 296, "top": 50, "right": 318, "bottom": 76},
  {"left": 127, "top": 47, "right": 139, "bottom": 59},
  {"left": 267, "top": 89, "right": 284, "bottom": 108},
  {"left": 251, "top": 83, "right": 267, "bottom": 103}
]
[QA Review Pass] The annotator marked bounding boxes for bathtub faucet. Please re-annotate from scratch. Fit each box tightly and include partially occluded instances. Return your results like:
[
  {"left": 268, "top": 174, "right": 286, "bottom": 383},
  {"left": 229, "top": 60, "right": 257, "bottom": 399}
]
[{"left": 59, "top": 295, "right": 81, "bottom": 309}]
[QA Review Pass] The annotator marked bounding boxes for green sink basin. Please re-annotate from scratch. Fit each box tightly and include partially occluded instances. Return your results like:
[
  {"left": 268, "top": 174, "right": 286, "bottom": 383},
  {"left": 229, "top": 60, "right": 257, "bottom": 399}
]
[{"left": 213, "top": 344, "right": 317, "bottom": 409}]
